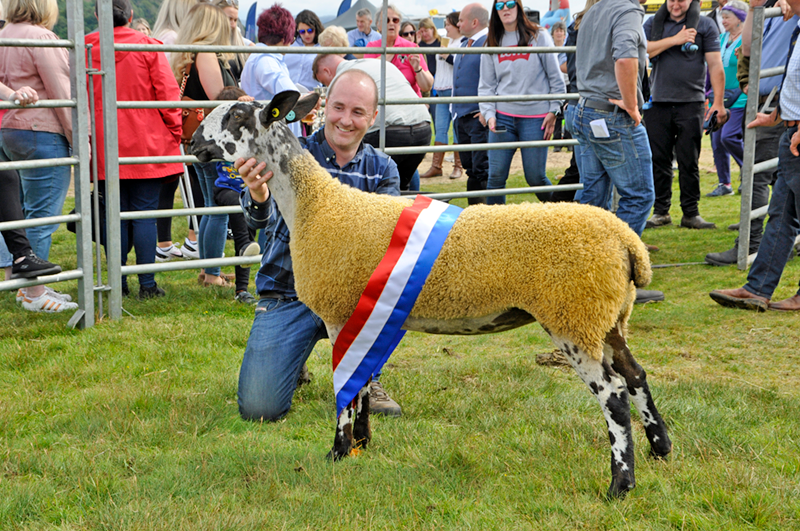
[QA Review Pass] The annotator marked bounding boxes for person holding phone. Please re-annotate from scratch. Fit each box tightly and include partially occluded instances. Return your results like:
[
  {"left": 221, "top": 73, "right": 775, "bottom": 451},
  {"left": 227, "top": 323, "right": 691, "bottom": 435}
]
[{"left": 479, "top": 0, "right": 565, "bottom": 204}]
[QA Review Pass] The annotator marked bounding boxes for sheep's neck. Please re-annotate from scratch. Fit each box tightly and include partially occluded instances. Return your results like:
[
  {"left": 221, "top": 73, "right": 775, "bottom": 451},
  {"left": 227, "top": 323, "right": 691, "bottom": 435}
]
[{"left": 256, "top": 123, "right": 307, "bottom": 233}]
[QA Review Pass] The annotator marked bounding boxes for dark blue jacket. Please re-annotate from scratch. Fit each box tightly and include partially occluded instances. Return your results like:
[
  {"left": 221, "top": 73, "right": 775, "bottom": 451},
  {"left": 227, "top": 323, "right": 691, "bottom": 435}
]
[{"left": 452, "top": 34, "right": 488, "bottom": 120}]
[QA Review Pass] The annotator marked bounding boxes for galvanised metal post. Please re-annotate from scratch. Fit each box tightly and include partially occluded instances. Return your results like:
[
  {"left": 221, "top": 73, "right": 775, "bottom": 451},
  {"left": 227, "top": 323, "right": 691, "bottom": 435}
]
[
  {"left": 97, "top": 0, "right": 123, "bottom": 318},
  {"left": 66, "top": 0, "right": 95, "bottom": 328},
  {"left": 379, "top": 0, "right": 388, "bottom": 151},
  {"left": 737, "top": 7, "right": 765, "bottom": 270},
  {"left": 87, "top": 44, "right": 106, "bottom": 319}
]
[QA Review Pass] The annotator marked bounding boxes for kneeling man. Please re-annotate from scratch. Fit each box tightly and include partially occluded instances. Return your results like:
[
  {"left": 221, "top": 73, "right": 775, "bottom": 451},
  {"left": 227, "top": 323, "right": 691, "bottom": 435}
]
[{"left": 236, "top": 69, "right": 403, "bottom": 420}]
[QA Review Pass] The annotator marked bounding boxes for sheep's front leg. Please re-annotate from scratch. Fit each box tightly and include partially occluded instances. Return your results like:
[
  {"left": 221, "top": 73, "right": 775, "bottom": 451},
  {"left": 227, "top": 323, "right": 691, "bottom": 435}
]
[
  {"left": 352, "top": 382, "right": 372, "bottom": 449},
  {"left": 554, "top": 336, "right": 636, "bottom": 499},
  {"left": 605, "top": 325, "right": 672, "bottom": 459},
  {"left": 327, "top": 400, "right": 355, "bottom": 461}
]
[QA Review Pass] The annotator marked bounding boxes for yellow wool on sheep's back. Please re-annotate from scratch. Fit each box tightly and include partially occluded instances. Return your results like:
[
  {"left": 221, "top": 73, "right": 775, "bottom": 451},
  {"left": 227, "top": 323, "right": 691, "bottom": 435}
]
[{"left": 287, "top": 154, "right": 652, "bottom": 360}]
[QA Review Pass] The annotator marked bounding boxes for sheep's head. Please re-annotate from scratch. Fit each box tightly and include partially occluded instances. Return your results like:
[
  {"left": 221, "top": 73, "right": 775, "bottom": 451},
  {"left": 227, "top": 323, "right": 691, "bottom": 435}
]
[{"left": 190, "top": 90, "right": 319, "bottom": 164}]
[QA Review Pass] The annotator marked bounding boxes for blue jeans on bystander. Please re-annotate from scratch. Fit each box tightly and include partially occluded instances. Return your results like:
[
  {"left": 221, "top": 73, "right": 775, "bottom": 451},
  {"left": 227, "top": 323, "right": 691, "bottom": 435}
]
[
  {"left": 570, "top": 104, "right": 655, "bottom": 236},
  {"left": 743, "top": 127, "right": 800, "bottom": 299},
  {"left": 1, "top": 129, "right": 71, "bottom": 260},
  {"left": 195, "top": 161, "right": 228, "bottom": 277},
  {"left": 486, "top": 113, "right": 551, "bottom": 205},
  {"left": 434, "top": 89, "right": 453, "bottom": 144}
]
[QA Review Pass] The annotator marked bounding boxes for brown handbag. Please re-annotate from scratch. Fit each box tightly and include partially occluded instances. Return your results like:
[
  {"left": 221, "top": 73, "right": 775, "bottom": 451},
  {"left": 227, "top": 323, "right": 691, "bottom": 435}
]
[{"left": 179, "top": 65, "right": 204, "bottom": 145}]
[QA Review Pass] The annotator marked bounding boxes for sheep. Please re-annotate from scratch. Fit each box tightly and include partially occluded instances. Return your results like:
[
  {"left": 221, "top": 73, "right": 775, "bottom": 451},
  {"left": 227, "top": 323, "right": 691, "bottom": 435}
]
[{"left": 190, "top": 91, "right": 672, "bottom": 499}]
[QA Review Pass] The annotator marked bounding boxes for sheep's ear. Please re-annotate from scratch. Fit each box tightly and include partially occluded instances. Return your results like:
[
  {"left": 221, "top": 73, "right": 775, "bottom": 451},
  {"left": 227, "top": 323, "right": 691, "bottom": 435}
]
[
  {"left": 261, "top": 91, "right": 301, "bottom": 127},
  {"left": 285, "top": 93, "right": 320, "bottom": 123}
]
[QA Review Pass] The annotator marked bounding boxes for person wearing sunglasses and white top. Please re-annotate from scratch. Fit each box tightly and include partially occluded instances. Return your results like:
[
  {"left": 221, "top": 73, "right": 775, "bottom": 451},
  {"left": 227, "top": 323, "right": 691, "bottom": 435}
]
[
  {"left": 479, "top": 0, "right": 565, "bottom": 204},
  {"left": 284, "top": 9, "right": 324, "bottom": 92}
]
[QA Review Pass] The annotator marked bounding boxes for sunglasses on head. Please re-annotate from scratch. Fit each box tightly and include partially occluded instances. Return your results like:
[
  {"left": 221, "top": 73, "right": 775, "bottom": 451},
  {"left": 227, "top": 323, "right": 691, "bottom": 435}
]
[
  {"left": 387, "top": 17, "right": 401, "bottom": 24},
  {"left": 495, "top": 0, "right": 517, "bottom": 10},
  {"left": 298, "top": 28, "right": 315, "bottom": 34},
  {"left": 401, "top": 30, "right": 416, "bottom": 37},
  {"left": 220, "top": 0, "right": 238, "bottom": 7}
]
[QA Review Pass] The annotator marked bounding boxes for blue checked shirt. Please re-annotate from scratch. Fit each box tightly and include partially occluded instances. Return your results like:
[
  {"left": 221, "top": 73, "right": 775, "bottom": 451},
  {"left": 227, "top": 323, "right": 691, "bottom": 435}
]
[{"left": 240, "top": 129, "right": 401, "bottom": 297}]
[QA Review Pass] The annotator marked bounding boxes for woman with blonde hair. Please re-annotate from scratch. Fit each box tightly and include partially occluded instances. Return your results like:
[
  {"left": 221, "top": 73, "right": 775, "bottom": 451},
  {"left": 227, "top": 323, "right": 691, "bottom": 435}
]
[
  {"left": 171, "top": 3, "right": 236, "bottom": 288},
  {"left": 318, "top": 25, "right": 356, "bottom": 60},
  {"left": 152, "top": 0, "right": 198, "bottom": 45},
  {"left": 213, "top": 0, "right": 251, "bottom": 82},
  {"left": 0, "top": 0, "right": 77, "bottom": 312}
]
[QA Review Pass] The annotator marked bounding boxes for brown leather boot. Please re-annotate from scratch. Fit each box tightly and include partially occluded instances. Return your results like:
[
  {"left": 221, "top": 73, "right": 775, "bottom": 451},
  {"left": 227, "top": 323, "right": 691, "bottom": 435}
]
[
  {"left": 420, "top": 142, "right": 445, "bottom": 178},
  {"left": 449, "top": 150, "right": 463, "bottom": 179}
]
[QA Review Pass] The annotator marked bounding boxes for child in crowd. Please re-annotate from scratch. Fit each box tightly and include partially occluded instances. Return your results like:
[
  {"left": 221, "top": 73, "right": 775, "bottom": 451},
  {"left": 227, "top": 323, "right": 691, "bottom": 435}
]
[{"left": 213, "top": 86, "right": 261, "bottom": 304}]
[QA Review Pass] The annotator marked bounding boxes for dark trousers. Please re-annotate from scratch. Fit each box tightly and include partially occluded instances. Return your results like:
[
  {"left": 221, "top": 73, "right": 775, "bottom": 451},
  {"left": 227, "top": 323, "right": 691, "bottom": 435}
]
[
  {"left": 551, "top": 151, "right": 581, "bottom": 203},
  {"left": 0, "top": 168, "right": 32, "bottom": 260},
  {"left": 737, "top": 121, "right": 786, "bottom": 252},
  {"left": 363, "top": 122, "right": 431, "bottom": 191},
  {"left": 644, "top": 102, "right": 705, "bottom": 218},
  {"left": 157, "top": 164, "right": 204, "bottom": 242},
  {"left": 214, "top": 186, "right": 254, "bottom": 293},
  {"left": 455, "top": 113, "right": 489, "bottom": 205},
  {"left": 99, "top": 178, "right": 162, "bottom": 288}
]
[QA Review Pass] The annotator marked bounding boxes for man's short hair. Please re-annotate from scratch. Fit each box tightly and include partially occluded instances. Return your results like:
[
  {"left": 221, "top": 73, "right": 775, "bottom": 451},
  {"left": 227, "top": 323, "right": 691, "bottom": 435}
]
[
  {"left": 312, "top": 53, "right": 342, "bottom": 82},
  {"left": 355, "top": 8, "right": 372, "bottom": 19},
  {"left": 328, "top": 68, "right": 379, "bottom": 114}
]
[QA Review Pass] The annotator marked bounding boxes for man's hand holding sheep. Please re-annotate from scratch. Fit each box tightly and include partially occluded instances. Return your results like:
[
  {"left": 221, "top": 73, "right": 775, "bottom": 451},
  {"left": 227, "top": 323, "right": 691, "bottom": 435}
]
[{"left": 235, "top": 157, "right": 272, "bottom": 203}]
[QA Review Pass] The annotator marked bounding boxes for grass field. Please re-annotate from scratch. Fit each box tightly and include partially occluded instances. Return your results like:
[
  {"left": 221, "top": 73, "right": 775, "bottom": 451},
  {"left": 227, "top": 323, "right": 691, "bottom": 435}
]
[{"left": 1, "top": 152, "right": 799, "bottom": 530}]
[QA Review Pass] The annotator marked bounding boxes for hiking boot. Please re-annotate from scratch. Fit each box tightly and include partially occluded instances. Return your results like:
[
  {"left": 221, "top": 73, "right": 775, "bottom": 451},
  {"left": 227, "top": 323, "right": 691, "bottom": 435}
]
[
  {"left": 680, "top": 215, "right": 716, "bottom": 230},
  {"left": 11, "top": 251, "right": 62, "bottom": 279},
  {"left": 369, "top": 380, "right": 402, "bottom": 417},
  {"left": 239, "top": 241, "right": 261, "bottom": 257},
  {"left": 235, "top": 290, "right": 257, "bottom": 304},
  {"left": 138, "top": 284, "right": 165, "bottom": 300},
  {"left": 645, "top": 214, "right": 672, "bottom": 229},
  {"left": 705, "top": 246, "right": 757, "bottom": 267},
  {"left": 706, "top": 184, "right": 733, "bottom": 197},
  {"left": 635, "top": 289, "right": 665, "bottom": 304}
]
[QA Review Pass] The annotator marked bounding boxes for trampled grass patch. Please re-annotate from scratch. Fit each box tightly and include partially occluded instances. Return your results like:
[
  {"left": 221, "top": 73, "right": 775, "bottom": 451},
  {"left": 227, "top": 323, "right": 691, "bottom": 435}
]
[{"left": 1, "top": 152, "right": 800, "bottom": 529}]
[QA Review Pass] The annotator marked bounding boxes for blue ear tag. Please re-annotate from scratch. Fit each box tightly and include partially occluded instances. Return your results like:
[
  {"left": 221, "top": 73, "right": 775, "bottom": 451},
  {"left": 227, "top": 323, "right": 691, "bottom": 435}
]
[{"left": 286, "top": 110, "right": 296, "bottom": 122}]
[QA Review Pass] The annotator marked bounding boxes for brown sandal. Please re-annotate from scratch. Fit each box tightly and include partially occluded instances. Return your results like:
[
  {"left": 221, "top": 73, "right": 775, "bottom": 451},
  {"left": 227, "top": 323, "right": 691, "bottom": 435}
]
[{"left": 202, "top": 274, "right": 233, "bottom": 288}]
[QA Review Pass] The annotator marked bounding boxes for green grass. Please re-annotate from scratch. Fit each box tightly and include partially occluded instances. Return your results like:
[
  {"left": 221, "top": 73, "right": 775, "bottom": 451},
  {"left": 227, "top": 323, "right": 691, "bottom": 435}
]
[{"left": 1, "top": 151, "right": 800, "bottom": 530}]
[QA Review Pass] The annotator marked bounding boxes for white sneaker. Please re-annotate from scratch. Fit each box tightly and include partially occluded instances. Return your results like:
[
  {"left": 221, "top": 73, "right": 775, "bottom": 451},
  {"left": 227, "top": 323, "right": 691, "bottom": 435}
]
[
  {"left": 239, "top": 241, "right": 261, "bottom": 257},
  {"left": 16, "top": 287, "right": 72, "bottom": 303},
  {"left": 181, "top": 238, "right": 200, "bottom": 260},
  {"left": 22, "top": 292, "right": 79, "bottom": 313},
  {"left": 156, "top": 244, "right": 184, "bottom": 262}
]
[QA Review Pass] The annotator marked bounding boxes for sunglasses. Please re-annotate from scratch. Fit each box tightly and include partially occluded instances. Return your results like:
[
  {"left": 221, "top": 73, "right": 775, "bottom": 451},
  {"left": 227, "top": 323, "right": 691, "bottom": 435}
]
[
  {"left": 495, "top": 0, "right": 517, "bottom": 10},
  {"left": 298, "top": 28, "right": 315, "bottom": 35},
  {"left": 219, "top": 0, "right": 238, "bottom": 7},
  {"left": 387, "top": 17, "right": 401, "bottom": 24},
  {"left": 401, "top": 30, "right": 416, "bottom": 37}
]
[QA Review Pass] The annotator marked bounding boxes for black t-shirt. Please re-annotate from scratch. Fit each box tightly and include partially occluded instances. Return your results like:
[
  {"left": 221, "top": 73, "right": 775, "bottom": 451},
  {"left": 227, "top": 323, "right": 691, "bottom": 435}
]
[
  {"left": 183, "top": 57, "right": 236, "bottom": 101},
  {"left": 643, "top": 15, "right": 720, "bottom": 102},
  {"left": 418, "top": 40, "right": 438, "bottom": 78}
]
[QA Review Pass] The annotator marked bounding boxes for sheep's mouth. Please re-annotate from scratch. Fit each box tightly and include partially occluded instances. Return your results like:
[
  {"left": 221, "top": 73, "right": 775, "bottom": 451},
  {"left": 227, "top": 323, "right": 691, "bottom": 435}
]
[{"left": 190, "top": 138, "right": 224, "bottom": 163}]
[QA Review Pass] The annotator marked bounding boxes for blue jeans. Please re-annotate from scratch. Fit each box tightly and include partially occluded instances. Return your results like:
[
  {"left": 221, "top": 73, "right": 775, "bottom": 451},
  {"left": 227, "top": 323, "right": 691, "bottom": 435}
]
[
  {"left": 434, "top": 89, "right": 453, "bottom": 144},
  {"left": 1, "top": 129, "right": 71, "bottom": 260},
  {"left": 744, "top": 127, "right": 800, "bottom": 299},
  {"left": 238, "top": 298, "right": 328, "bottom": 421},
  {"left": 195, "top": 161, "right": 228, "bottom": 277},
  {"left": 486, "top": 114, "right": 551, "bottom": 205},
  {"left": 570, "top": 105, "right": 655, "bottom": 236}
]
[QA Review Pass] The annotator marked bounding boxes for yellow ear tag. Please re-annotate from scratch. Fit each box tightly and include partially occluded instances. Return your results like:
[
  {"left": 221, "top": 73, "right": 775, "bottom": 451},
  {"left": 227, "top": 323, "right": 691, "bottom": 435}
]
[{"left": 271, "top": 108, "right": 280, "bottom": 118}]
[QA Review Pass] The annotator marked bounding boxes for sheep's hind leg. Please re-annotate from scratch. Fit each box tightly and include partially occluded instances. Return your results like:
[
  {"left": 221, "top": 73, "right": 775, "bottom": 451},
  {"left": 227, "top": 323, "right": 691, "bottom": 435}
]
[
  {"left": 605, "top": 325, "right": 672, "bottom": 459},
  {"left": 553, "top": 336, "right": 636, "bottom": 499}
]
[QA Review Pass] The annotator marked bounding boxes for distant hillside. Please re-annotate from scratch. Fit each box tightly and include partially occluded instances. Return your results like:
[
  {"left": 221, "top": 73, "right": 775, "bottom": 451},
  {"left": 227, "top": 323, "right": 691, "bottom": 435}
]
[{"left": 54, "top": 0, "right": 162, "bottom": 39}]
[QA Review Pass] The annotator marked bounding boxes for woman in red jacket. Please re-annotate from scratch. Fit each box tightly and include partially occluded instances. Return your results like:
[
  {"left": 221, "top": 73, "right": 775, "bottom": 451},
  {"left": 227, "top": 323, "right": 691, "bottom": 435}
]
[{"left": 86, "top": 0, "right": 184, "bottom": 299}]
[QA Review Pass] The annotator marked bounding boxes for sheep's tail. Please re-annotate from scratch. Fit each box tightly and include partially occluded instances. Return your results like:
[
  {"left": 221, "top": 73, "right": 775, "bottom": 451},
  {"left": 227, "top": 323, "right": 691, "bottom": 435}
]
[{"left": 625, "top": 233, "right": 652, "bottom": 288}]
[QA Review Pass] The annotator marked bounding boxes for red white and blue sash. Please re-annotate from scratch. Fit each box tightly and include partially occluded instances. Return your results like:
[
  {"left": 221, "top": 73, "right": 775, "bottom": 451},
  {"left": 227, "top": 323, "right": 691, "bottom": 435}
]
[{"left": 332, "top": 195, "right": 463, "bottom": 415}]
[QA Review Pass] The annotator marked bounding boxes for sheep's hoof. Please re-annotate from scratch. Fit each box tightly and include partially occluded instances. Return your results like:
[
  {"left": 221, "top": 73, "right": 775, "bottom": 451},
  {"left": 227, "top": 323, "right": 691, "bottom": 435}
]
[
  {"left": 649, "top": 438, "right": 673, "bottom": 460},
  {"left": 326, "top": 444, "right": 351, "bottom": 461},
  {"left": 606, "top": 476, "right": 635, "bottom": 500}
]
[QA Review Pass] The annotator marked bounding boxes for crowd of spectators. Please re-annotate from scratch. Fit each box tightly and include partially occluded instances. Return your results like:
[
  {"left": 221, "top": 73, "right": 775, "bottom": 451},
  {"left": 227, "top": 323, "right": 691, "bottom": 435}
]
[{"left": 1, "top": 0, "right": 799, "bottom": 318}]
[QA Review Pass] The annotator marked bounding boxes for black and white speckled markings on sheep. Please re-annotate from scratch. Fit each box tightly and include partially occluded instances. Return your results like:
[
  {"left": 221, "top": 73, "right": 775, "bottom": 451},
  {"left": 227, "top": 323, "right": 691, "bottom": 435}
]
[{"left": 190, "top": 91, "right": 673, "bottom": 500}]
